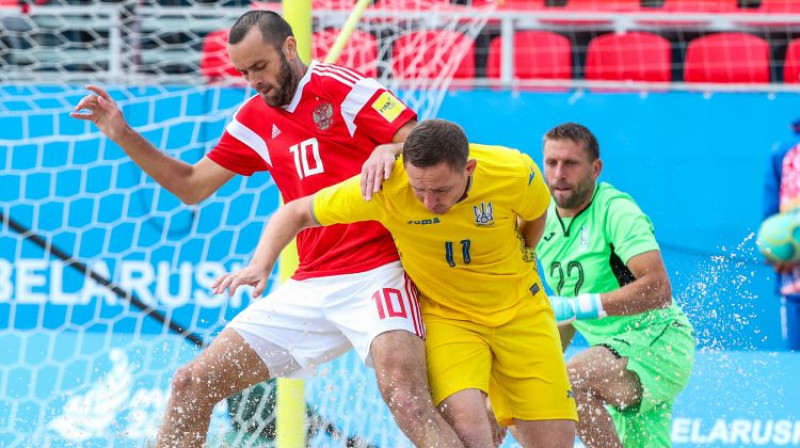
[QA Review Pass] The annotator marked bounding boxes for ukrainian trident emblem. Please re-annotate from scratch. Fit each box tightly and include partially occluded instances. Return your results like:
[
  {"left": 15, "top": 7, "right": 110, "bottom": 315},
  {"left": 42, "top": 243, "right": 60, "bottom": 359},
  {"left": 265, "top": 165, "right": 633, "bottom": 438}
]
[{"left": 473, "top": 202, "right": 494, "bottom": 227}]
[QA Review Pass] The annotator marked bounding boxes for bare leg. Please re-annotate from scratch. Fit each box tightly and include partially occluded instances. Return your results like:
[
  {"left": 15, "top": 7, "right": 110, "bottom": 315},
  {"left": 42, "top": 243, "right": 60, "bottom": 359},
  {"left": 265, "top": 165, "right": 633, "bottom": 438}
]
[
  {"left": 568, "top": 346, "right": 642, "bottom": 448},
  {"left": 370, "top": 330, "right": 465, "bottom": 448},
  {"left": 437, "top": 389, "right": 494, "bottom": 448},
  {"left": 156, "top": 328, "right": 271, "bottom": 448},
  {"left": 512, "top": 419, "right": 575, "bottom": 448}
]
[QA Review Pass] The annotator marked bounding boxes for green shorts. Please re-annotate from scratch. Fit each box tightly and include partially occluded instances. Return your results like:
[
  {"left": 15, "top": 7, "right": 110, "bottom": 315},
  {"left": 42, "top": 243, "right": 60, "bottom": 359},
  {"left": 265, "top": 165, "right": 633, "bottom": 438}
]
[{"left": 599, "top": 321, "right": 695, "bottom": 448}]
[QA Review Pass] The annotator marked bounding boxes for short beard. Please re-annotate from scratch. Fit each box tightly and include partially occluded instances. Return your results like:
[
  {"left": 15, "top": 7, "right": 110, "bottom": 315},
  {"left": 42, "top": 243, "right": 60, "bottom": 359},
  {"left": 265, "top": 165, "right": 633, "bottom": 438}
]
[
  {"left": 270, "top": 52, "right": 299, "bottom": 107},
  {"left": 553, "top": 178, "right": 593, "bottom": 210}
]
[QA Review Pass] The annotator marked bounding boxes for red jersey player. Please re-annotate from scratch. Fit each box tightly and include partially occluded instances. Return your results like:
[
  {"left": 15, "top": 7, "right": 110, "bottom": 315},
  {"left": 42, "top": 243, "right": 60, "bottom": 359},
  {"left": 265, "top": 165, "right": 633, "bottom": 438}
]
[{"left": 71, "top": 10, "right": 464, "bottom": 448}]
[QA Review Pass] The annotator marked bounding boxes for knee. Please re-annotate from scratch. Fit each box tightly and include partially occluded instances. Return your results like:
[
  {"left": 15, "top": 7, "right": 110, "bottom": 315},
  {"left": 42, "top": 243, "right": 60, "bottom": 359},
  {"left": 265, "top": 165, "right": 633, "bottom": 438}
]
[
  {"left": 567, "top": 365, "right": 591, "bottom": 394},
  {"left": 376, "top": 355, "right": 430, "bottom": 404},
  {"left": 441, "top": 404, "right": 489, "bottom": 445},
  {"left": 171, "top": 363, "right": 214, "bottom": 406},
  {"left": 377, "top": 369, "right": 435, "bottom": 424},
  {"left": 383, "top": 380, "right": 432, "bottom": 420}
]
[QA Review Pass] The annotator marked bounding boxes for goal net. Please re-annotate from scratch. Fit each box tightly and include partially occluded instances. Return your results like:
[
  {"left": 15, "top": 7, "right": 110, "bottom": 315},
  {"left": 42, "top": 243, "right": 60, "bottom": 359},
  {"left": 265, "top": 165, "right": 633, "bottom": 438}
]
[{"left": 0, "top": 2, "right": 492, "bottom": 447}]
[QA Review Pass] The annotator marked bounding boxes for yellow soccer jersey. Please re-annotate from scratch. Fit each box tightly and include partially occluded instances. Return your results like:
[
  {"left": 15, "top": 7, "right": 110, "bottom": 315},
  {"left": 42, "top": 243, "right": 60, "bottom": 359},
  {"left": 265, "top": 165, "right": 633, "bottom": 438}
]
[{"left": 313, "top": 144, "right": 550, "bottom": 326}]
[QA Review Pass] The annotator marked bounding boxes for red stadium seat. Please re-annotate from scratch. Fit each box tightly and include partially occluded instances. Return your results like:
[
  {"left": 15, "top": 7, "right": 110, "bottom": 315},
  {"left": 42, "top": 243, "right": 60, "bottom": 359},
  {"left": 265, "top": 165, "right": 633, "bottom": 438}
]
[
  {"left": 312, "top": 29, "right": 379, "bottom": 78},
  {"left": 684, "top": 33, "right": 770, "bottom": 84},
  {"left": 660, "top": 0, "right": 739, "bottom": 11},
  {"left": 392, "top": 30, "right": 475, "bottom": 81},
  {"left": 784, "top": 39, "right": 800, "bottom": 84},
  {"left": 759, "top": 0, "right": 800, "bottom": 13},
  {"left": 487, "top": 31, "right": 572, "bottom": 82},
  {"left": 200, "top": 29, "right": 240, "bottom": 82},
  {"left": 585, "top": 32, "right": 671, "bottom": 83}
]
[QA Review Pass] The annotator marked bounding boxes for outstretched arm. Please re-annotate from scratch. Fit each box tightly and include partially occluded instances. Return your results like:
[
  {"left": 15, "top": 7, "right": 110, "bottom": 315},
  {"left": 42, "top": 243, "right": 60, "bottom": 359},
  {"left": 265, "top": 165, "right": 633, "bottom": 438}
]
[
  {"left": 71, "top": 85, "right": 234, "bottom": 204},
  {"left": 599, "top": 250, "right": 672, "bottom": 315},
  {"left": 550, "top": 250, "right": 672, "bottom": 323},
  {"left": 211, "top": 196, "right": 319, "bottom": 298}
]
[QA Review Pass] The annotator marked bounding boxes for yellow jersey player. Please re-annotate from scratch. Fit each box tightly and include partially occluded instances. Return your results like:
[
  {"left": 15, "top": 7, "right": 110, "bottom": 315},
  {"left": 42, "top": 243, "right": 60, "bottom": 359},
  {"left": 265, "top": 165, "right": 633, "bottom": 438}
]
[{"left": 214, "top": 119, "right": 578, "bottom": 447}]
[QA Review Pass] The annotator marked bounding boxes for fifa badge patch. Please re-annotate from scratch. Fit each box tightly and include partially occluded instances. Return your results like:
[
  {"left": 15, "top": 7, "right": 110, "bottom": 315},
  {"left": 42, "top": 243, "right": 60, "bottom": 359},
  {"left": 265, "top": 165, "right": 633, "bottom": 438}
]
[
  {"left": 474, "top": 202, "right": 494, "bottom": 227},
  {"left": 313, "top": 101, "right": 334, "bottom": 131},
  {"left": 371, "top": 91, "right": 406, "bottom": 123}
]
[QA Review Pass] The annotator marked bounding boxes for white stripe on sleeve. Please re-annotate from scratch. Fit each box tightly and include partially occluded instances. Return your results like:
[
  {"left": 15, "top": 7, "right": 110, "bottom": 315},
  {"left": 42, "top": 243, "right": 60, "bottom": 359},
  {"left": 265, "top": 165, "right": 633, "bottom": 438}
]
[
  {"left": 340, "top": 77, "right": 384, "bottom": 137},
  {"left": 225, "top": 118, "right": 272, "bottom": 168}
]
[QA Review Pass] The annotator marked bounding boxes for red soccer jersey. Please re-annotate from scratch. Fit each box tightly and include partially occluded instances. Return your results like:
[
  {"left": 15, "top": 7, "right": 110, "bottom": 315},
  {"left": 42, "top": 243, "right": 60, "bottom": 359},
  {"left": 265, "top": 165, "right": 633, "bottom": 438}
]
[{"left": 208, "top": 61, "right": 417, "bottom": 279}]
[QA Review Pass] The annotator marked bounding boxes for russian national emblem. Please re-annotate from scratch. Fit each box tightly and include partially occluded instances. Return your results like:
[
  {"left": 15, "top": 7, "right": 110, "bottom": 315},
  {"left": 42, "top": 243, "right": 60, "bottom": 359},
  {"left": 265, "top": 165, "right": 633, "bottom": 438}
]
[
  {"left": 313, "top": 101, "right": 334, "bottom": 131},
  {"left": 473, "top": 202, "right": 494, "bottom": 227}
]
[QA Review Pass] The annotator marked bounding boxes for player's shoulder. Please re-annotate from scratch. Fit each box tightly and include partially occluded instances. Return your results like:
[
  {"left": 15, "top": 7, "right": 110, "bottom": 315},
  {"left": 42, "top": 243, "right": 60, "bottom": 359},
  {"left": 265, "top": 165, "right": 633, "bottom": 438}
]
[
  {"left": 471, "top": 143, "right": 532, "bottom": 178},
  {"left": 595, "top": 182, "right": 636, "bottom": 203},
  {"left": 380, "top": 158, "right": 410, "bottom": 197},
  {"left": 232, "top": 93, "right": 272, "bottom": 123},
  {"left": 594, "top": 182, "right": 647, "bottom": 219},
  {"left": 308, "top": 61, "right": 372, "bottom": 92}
]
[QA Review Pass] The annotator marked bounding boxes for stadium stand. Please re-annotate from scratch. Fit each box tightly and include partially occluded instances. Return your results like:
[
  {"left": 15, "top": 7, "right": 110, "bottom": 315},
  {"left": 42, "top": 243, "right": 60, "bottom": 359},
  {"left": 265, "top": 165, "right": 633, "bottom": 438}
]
[
  {"left": 312, "top": 28, "right": 379, "bottom": 78},
  {"left": 660, "top": 0, "right": 740, "bottom": 12},
  {"left": 6, "top": 1, "right": 800, "bottom": 87},
  {"left": 200, "top": 29, "right": 239, "bottom": 82},
  {"left": 486, "top": 30, "right": 572, "bottom": 82},
  {"left": 494, "top": 0, "right": 545, "bottom": 10},
  {"left": 391, "top": 29, "right": 476, "bottom": 81},
  {"left": 313, "top": 0, "right": 361, "bottom": 10},
  {"left": 201, "top": 26, "right": 379, "bottom": 80},
  {"left": 758, "top": 0, "right": 800, "bottom": 12},
  {"left": 585, "top": 32, "right": 672, "bottom": 82},
  {"left": 782, "top": 38, "right": 800, "bottom": 84},
  {"left": 561, "top": 0, "right": 643, "bottom": 12},
  {"left": 684, "top": 32, "right": 771, "bottom": 83}
]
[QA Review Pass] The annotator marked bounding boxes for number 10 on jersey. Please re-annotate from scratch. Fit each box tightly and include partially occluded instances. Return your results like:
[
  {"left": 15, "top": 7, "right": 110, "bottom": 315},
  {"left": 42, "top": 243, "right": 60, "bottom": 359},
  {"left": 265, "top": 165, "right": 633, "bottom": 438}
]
[{"left": 290, "top": 137, "right": 324, "bottom": 179}]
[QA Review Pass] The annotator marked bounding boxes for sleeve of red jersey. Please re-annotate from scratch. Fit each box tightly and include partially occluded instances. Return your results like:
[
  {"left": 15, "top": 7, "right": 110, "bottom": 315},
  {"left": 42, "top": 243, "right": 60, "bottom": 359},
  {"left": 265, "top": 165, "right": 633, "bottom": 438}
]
[
  {"left": 319, "top": 65, "right": 417, "bottom": 143},
  {"left": 353, "top": 87, "right": 417, "bottom": 143},
  {"left": 206, "top": 131, "right": 268, "bottom": 176},
  {"left": 206, "top": 106, "right": 272, "bottom": 178}
]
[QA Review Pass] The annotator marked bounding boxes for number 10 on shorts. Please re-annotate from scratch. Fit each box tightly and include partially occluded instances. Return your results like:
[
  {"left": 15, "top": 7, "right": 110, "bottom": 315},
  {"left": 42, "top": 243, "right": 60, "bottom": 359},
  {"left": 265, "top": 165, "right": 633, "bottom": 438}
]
[
  {"left": 371, "top": 282, "right": 424, "bottom": 337},
  {"left": 372, "top": 288, "right": 407, "bottom": 319}
]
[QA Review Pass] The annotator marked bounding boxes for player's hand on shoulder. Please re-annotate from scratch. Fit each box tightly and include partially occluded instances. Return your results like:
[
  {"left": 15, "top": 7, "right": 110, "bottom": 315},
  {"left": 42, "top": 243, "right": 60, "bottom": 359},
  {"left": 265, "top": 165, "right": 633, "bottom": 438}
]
[
  {"left": 211, "top": 265, "right": 270, "bottom": 299},
  {"left": 70, "top": 85, "right": 129, "bottom": 140},
  {"left": 361, "top": 143, "right": 401, "bottom": 201}
]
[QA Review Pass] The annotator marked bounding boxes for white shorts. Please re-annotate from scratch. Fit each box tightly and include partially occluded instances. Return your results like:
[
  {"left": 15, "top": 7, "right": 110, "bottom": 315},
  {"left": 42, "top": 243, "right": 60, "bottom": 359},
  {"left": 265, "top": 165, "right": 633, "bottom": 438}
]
[{"left": 228, "top": 261, "right": 424, "bottom": 377}]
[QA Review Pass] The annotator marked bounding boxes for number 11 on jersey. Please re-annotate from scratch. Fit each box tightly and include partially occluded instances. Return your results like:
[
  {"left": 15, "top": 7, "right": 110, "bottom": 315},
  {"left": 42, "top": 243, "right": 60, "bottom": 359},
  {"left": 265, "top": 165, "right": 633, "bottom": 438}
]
[{"left": 445, "top": 239, "right": 472, "bottom": 267}]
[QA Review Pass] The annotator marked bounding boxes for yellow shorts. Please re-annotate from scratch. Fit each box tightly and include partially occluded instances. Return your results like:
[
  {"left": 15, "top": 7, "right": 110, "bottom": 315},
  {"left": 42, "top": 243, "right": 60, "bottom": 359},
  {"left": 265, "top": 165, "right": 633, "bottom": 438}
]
[{"left": 424, "top": 292, "right": 578, "bottom": 426}]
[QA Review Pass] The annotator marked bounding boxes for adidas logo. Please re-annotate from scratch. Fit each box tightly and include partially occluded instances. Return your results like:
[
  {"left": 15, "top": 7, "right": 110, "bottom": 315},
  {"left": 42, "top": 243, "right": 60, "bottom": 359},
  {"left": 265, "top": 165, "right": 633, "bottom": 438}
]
[{"left": 271, "top": 124, "right": 281, "bottom": 139}]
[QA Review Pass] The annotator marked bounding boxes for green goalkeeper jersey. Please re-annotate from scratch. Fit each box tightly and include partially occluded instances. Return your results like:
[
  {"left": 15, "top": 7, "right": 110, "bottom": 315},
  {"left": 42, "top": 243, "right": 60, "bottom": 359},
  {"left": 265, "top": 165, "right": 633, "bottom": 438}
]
[{"left": 536, "top": 182, "right": 690, "bottom": 343}]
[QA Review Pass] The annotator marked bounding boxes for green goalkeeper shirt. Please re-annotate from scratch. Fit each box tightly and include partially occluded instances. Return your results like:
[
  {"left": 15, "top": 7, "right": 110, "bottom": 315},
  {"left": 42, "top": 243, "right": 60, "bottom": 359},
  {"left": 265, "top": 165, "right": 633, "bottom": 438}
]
[{"left": 536, "top": 182, "right": 690, "bottom": 344}]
